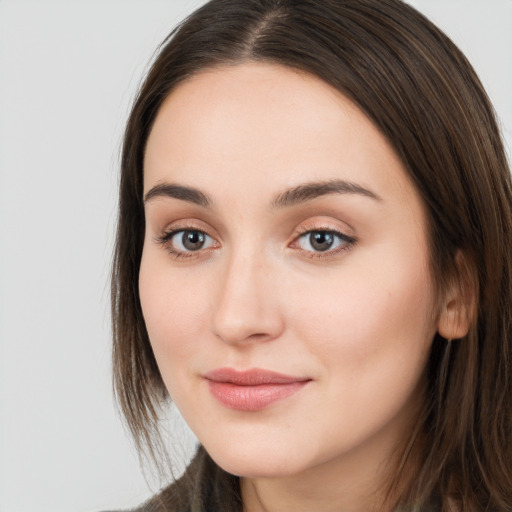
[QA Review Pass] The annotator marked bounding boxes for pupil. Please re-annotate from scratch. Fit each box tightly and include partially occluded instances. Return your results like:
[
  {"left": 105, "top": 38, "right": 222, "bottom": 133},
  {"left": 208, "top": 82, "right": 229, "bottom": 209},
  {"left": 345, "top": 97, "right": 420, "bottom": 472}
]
[
  {"left": 310, "top": 231, "right": 334, "bottom": 251},
  {"left": 183, "top": 231, "right": 205, "bottom": 251}
]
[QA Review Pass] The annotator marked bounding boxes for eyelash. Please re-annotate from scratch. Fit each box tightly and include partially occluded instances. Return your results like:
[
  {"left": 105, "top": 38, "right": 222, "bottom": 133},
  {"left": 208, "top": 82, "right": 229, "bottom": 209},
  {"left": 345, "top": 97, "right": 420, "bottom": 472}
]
[
  {"left": 292, "top": 225, "right": 356, "bottom": 259},
  {"left": 156, "top": 226, "right": 217, "bottom": 259},
  {"left": 156, "top": 225, "right": 356, "bottom": 260}
]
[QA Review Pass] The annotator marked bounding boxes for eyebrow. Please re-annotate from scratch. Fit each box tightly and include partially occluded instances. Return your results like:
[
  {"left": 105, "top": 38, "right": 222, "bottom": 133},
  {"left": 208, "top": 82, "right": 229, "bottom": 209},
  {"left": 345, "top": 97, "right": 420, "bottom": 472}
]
[
  {"left": 143, "top": 178, "right": 381, "bottom": 209},
  {"left": 270, "top": 179, "right": 381, "bottom": 210},
  {"left": 144, "top": 183, "right": 211, "bottom": 207}
]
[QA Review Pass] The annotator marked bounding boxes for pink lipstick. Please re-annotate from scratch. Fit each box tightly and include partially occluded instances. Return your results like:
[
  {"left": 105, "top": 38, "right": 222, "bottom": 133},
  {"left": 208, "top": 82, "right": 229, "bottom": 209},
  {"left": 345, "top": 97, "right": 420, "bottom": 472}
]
[{"left": 203, "top": 368, "right": 310, "bottom": 412}]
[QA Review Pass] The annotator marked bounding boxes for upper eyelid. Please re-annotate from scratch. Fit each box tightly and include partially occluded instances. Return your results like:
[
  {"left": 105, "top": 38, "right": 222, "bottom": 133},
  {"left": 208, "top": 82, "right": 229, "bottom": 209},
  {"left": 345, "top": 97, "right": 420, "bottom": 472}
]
[
  {"left": 293, "top": 221, "right": 355, "bottom": 239},
  {"left": 157, "top": 219, "right": 217, "bottom": 237},
  {"left": 160, "top": 227, "right": 355, "bottom": 254},
  {"left": 154, "top": 218, "right": 356, "bottom": 244}
]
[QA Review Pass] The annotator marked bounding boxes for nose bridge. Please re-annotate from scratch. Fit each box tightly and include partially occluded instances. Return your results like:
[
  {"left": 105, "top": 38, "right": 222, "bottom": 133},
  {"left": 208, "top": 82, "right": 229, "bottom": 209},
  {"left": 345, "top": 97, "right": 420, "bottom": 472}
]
[{"left": 211, "top": 239, "right": 283, "bottom": 344}]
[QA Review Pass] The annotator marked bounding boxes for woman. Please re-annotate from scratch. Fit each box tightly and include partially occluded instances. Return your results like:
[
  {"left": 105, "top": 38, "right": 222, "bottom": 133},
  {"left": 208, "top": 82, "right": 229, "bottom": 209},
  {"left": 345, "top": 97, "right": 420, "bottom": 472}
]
[{"left": 111, "top": 0, "right": 512, "bottom": 510}]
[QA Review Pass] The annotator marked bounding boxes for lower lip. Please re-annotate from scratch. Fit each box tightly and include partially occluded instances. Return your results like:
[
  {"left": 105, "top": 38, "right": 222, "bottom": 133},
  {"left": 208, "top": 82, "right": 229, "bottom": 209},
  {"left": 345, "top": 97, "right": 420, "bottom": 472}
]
[{"left": 207, "top": 381, "right": 309, "bottom": 412}]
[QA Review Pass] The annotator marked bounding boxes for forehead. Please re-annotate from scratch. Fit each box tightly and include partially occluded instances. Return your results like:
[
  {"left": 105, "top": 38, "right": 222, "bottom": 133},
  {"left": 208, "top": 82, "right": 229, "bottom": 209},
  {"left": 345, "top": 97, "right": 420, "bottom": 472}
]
[{"left": 143, "top": 62, "right": 420, "bottom": 213}]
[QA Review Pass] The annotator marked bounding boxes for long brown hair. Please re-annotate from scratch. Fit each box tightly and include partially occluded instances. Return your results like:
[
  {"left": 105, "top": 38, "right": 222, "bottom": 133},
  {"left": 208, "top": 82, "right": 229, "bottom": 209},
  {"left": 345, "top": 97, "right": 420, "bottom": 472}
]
[{"left": 112, "top": 1, "right": 512, "bottom": 510}]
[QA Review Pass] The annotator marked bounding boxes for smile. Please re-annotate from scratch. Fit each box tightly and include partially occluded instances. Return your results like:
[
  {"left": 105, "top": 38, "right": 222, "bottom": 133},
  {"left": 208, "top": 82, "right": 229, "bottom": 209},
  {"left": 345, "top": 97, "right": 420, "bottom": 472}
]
[{"left": 203, "top": 368, "right": 311, "bottom": 412}]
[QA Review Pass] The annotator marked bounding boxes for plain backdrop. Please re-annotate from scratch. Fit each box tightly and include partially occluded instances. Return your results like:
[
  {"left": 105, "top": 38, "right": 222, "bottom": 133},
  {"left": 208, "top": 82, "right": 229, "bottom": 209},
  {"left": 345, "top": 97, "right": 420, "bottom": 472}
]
[{"left": 0, "top": 1, "right": 510, "bottom": 511}]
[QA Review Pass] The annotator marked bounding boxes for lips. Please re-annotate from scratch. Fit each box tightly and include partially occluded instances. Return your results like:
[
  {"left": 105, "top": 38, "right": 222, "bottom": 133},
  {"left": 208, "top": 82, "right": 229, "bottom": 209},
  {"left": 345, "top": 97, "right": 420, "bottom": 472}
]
[{"left": 203, "top": 368, "right": 311, "bottom": 412}]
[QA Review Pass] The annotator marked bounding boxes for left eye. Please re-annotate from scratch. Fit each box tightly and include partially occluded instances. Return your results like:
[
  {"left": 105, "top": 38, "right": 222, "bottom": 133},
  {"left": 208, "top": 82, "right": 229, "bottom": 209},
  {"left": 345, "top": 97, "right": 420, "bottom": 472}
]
[
  {"left": 168, "top": 229, "right": 216, "bottom": 252},
  {"left": 296, "top": 230, "right": 351, "bottom": 253}
]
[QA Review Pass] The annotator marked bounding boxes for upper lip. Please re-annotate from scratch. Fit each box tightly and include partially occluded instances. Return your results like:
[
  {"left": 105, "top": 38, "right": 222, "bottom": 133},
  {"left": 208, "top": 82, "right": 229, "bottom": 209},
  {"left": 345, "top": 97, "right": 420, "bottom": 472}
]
[{"left": 203, "top": 368, "right": 311, "bottom": 386}]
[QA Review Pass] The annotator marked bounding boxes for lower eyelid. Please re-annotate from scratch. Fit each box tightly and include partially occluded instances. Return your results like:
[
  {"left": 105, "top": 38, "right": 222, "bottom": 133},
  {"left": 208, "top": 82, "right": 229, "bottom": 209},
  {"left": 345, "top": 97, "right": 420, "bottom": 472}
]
[
  {"left": 155, "top": 227, "right": 221, "bottom": 260},
  {"left": 291, "top": 229, "right": 356, "bottom": 256}
]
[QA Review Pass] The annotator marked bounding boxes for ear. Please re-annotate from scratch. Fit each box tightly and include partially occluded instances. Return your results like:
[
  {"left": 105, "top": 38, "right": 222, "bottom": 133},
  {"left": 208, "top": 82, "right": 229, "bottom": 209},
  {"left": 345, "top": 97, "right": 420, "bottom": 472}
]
[{"left": 437, "top": 251, "right": 477, "bottom": 340}]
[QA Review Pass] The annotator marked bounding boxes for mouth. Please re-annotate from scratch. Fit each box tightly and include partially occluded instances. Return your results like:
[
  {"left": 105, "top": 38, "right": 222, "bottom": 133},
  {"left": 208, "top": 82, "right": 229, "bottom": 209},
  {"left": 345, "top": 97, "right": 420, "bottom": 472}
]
[{"left": 203, "top": 368, "right": 311, "bottom": 412}]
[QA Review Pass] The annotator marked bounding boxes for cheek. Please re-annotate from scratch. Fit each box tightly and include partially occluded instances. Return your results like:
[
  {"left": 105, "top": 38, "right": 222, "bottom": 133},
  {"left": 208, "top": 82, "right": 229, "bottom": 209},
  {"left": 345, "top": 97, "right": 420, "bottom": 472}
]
[
  {"left": 287, "top": 250, "right": 436, "bottom": 381},
  {"left": 281, "top": 257, "right": 436, "bottom": 452},
  {"left": 138, "top": 251, "right": 211, "bottom": 374}
]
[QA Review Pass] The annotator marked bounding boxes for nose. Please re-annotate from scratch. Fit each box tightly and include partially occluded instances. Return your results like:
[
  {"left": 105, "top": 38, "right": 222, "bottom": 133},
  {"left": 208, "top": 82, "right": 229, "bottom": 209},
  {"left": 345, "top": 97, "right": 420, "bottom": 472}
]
[{"left": 211, "top": 249, "right": 285, "bottom": 345}]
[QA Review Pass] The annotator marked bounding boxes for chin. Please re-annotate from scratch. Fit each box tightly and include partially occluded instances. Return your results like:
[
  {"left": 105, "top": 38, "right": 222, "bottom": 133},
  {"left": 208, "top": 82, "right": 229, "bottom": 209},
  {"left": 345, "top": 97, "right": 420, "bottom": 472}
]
[{"left": 203, "top": 439, "right": 313, "bottom": 479}]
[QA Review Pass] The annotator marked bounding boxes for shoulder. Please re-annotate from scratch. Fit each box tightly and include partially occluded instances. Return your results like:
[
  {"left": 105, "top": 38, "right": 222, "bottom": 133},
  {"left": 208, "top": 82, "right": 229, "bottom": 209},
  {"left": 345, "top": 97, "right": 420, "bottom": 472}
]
[
  {"left": 98, "top": 499, "right": 190, "bottom": 512},
  {"left": 101, "top": 446, "right": 239, "bottom": 512},
  {"left": 104, "top": 496, "right": 190, "bottom": 512}
]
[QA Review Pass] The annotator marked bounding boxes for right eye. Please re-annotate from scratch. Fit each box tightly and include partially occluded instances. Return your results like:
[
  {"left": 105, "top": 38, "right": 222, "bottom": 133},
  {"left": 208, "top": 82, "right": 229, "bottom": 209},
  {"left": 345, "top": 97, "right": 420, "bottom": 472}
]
[{"left": 158, "top": 229, "right": 217, "bottom": 257}]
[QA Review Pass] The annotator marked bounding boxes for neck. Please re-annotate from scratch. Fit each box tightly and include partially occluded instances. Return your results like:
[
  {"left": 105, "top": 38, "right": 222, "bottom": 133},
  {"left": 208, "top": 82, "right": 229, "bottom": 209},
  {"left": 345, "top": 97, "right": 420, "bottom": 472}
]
[
  {"left": 240, "top": 402, "right": 426, "bottom": 512},
  {"left": 241, "top": 436, "right": 403, "bottom": 512}
]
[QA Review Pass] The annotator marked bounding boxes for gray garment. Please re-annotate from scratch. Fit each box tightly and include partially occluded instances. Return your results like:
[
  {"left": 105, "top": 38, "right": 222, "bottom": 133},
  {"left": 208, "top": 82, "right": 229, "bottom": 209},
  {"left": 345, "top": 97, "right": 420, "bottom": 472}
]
[{"left": 102, "top": 497, "right": 442, "bottom": 512}]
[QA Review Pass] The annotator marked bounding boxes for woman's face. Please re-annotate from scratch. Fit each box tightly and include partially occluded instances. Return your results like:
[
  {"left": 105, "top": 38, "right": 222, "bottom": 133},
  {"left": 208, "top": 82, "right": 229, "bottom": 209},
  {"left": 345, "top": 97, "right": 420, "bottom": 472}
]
[{"left": 140, "top": 63, "right": 440, "bottom": 481}]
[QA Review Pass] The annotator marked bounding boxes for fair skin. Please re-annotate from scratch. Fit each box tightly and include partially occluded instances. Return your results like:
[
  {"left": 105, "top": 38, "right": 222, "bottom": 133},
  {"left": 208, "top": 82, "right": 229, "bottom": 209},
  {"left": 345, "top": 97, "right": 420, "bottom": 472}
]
[{"left": 139, "top": 63, "right": 466, "bottom": 512}]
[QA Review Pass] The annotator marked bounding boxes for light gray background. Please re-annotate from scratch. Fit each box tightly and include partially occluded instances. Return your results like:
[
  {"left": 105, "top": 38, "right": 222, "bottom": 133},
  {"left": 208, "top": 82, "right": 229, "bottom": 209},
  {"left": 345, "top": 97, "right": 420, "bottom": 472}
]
[{"left": 0, "top": 1, "right": 510, "bottom": 511}]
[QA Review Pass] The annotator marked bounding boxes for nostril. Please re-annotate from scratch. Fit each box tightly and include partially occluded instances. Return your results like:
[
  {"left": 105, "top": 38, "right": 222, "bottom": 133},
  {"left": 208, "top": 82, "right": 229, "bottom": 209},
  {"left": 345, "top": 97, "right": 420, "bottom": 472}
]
[{"left": 212, "top": 309, "right": 284, "bottom": 345}]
